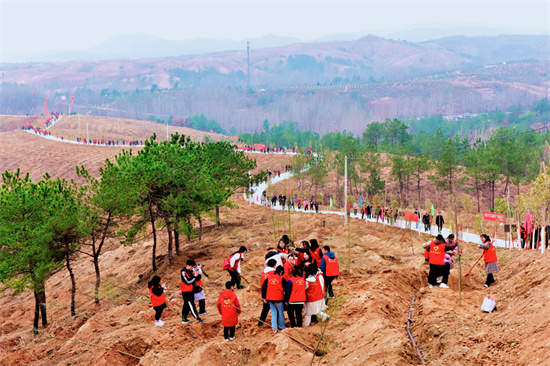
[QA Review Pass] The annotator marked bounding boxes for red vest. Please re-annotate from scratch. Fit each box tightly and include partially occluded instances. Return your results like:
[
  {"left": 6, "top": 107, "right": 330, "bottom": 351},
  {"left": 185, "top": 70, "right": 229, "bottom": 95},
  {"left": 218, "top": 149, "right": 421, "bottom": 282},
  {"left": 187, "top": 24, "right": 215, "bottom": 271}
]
[
  {"left": 149, "top": 286, "right": 166, "bottom": 307},
  {"left": 277, "top": 247, "right": 289, "bottom": 254},
  {"left": 483, "top": 242, "right": 498, "bottom": 263},
  {"left": 260, "top": 270, "right": 273, "bottom": 293},
  {"left": 428, "top": 240, "right": 445, "bottom": 265},
  {"left": 180, "top": 271, "right": 193, "bottom": 292},
  {"left": 265, "top": 274, "right": 284, "bottom": 301},
  {"left": 289, "top": 277, "right": 306, "bottom": 302},
  {"left": 323, "top": 255, "right": 340, "bottom": 277},
  {"left": 424, "top": 249, "right": 429, "bottom": 259},
  {"left": 305, "top": 277, "right": 324, "bottom": 302},
  {"left": 310, "top": 249, "right": 322, "bottom": 266},
  {"left": 229, "top": 253, "right": 243, "bottom": 272},
  {"left": 316, "top": 272, "right": 326, "bottom": 295}
]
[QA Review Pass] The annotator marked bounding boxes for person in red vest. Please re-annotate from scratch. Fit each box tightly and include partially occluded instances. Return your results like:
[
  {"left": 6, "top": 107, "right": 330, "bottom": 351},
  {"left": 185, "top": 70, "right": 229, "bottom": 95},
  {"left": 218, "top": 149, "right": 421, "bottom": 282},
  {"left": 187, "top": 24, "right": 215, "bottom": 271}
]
[
  {"left": 309, "top": 239, "right": 323, "bottom": 267},
  {"left": 228, "top": 246, "right": 247, "bottom": 289},
  {"left": 217, "top": 281, "right": 241, "bottom": 341},
  {"left": 479, "top": 234, "right": 499, "bottom": 287},
  {"left": 181, "top": 259, "right": 204, "bottom": 324},
  {"left": 258, "top": 259, "right": 277, "bottom": 326},
  {"left": 148, "top": 275, "right": 167, "bottom": 327},
  {"left": 304, "top": 265, "right": 328, "bottom": 327},
  {"left": 284, "top": 268, "right": 306, "bottom": 327},
  {"left": 320, "top": 245, "right": 339, "bottom": 299},
  {"left": 261, "top": 266, "right": 287, "bottom": 333},
  {"left": 283, "top": 255, "right": 294, "bottom": 281},
  {"left": 422, "top": 234, "right": 457, "bottom": 289}
]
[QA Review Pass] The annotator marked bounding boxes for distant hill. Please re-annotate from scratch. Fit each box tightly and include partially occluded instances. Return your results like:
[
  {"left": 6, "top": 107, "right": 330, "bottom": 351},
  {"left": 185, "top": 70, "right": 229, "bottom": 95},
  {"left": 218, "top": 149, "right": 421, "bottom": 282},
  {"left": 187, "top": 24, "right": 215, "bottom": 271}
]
[
  {"left": 421, "top": 35, "right": 549, "bottom": 64},
  {"left": 1, "top": 34, "right": 547, "bottom": 134}
]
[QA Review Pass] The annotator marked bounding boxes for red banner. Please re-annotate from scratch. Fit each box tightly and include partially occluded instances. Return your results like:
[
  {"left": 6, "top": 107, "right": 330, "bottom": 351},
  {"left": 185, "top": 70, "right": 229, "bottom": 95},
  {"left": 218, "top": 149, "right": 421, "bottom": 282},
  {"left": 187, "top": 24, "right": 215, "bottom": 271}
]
[
  {"left": 404, "top": 211, "right": 419, "bottom": 222},
  {"left": 483, "top": 212, "right": 505, "bottom": 223}
]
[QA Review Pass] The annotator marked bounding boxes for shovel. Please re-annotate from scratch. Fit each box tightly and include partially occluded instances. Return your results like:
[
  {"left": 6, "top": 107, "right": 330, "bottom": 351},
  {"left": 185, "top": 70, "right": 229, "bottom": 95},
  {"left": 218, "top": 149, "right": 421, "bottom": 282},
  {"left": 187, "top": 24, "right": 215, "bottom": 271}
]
[{"left": 463, "top": 253, "right": 484, "bottom": 276}]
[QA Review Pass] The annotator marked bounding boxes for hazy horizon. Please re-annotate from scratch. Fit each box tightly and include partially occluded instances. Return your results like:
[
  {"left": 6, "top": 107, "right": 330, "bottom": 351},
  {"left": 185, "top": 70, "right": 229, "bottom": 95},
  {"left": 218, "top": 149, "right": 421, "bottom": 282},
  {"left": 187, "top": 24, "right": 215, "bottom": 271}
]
[{"left": 1, "top": 0, "right": 548, "bottom": 63}]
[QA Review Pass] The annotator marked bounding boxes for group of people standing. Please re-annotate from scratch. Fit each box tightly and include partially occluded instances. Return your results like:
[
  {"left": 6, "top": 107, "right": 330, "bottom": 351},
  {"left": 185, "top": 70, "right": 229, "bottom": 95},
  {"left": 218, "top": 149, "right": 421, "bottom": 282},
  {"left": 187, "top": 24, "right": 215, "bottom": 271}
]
[
  {"left": 258, "top": 236, "right": 339, "bottom": 332},
  {"left": 148, "top": 236, "right": 340, "bottom": 341},
  {"left": 264, "top": 191, "right": 320, "bottom": 213},
  {"left": 423, "top": 233, "right": 499, "bottom": 289}
]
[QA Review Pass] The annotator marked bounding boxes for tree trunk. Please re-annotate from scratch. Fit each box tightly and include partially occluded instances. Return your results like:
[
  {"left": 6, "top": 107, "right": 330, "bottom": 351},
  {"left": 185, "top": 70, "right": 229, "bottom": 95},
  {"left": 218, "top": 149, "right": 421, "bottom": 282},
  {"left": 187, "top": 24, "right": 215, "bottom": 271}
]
[
  {"left": 149, "top": 201, "right": 157, "bottom": 273},
  {"left": 34, "top": 286, "right": 47, "bottom": 331},
  {"left": 174, "top": 225, "right": 180, "bottom": 254},
  {"left": 215, "top": 206, "right": 221, "bottom": 227},
  {"left": 166, "top": 220, "right": 174, "bottom": 265},
  {"left": 33, "top": 291, "right": 40, "bottom": 333},
  {"left": 417, "top": 177, "right": 421, "bottom": 208},
  {"left": 198, "top": 217, "right": 203, "bottom": 241},
  {"left": 93, "top": 254, "right": 101, "bottom": 305},
  {"left": 65, "top": 242, "right": 76, "bottom": 316},
  {"left": 39, "top": 291, "right": 47, "bottom": 327},
  {"left": 476, "top": 187, "right": 481, "bottom": 213}
]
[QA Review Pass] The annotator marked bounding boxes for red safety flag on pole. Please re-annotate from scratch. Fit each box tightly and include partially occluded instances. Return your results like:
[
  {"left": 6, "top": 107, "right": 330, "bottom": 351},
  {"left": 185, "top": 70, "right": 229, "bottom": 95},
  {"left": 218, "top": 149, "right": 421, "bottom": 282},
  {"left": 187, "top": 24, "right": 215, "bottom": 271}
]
[{"left": 44, "top": 99, "right": 48, "bottom": 116}]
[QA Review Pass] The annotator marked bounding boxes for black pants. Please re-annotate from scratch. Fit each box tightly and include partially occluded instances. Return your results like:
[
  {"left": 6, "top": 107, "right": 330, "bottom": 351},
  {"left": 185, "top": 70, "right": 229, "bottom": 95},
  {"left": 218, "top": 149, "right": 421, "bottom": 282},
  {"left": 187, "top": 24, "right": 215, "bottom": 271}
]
[
  {"left": 324, "top": 275, "right": 336, "bottom": 298},
  {"left": 154, "top": 303, "right": 166, "bottom": 321},
  {"left": 437, "top": 224, "right": 443, "bottom": 232},
  {"left": 287, "top": 303, "right": 303, "bottom": 327},
  {"left": 197, "top": 299, "right": 206, "bottom": 314},
  {"left": 258, "top": 301, "right": 270, "bottom": 325},
  {"left": 182, "top": 292, "right": 200, "bottom": 320},
  {"left": 224, "top": 326, "right": 235, "bottom": 339},
  {"left": 228, "top": 270, "right": 242, "bottom": 289},
  {"left": 485, "top": 273, "right": 495, "bottom": 286},
  {"left": 428, "top": 264, "right": 446, "bottom": 286}
]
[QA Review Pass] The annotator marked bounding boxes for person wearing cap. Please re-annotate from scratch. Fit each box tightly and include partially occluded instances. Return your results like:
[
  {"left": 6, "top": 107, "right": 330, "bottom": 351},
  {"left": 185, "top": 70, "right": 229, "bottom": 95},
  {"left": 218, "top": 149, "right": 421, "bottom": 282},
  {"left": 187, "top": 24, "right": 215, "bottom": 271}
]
[{"left": 422, "top": 234, "right": 457, "bottom": 289}]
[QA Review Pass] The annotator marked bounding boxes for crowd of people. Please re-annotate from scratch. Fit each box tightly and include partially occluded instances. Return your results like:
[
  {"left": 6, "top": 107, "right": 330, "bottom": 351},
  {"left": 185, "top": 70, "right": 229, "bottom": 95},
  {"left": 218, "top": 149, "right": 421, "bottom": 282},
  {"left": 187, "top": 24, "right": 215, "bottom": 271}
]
[
  {"left": 74, "top": 137, "right": 143, "bottom": 146},
  {"left": 237, "top": 145, "right": 295, "bottom": 153},
  {"left": 148, "top": 235, "right": 340, "bottom": 341},
  {"left": 264, "top": 192, "right": 320, "bottom": 213}
]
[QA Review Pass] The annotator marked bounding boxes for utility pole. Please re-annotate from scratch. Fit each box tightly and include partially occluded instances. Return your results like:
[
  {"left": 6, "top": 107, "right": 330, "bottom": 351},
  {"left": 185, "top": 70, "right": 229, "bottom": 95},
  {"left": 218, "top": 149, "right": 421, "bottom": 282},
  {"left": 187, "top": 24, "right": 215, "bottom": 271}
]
[
  {"left": 344, "top": 156, "right": 348, "bottom": 225},
  {"left": 247, "top": 40, "right": 250, "bottom": 86}
]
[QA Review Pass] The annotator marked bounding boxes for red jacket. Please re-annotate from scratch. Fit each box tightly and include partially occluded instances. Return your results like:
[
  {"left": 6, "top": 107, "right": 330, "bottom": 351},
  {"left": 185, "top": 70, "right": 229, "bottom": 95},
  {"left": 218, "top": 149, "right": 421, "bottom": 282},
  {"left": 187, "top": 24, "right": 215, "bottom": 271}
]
[
  {"left": 149, "top": 286, "right": 166, "bottom": 308},
  {"left": 217, "top": 289, "right": 241, "bottom": 327}
]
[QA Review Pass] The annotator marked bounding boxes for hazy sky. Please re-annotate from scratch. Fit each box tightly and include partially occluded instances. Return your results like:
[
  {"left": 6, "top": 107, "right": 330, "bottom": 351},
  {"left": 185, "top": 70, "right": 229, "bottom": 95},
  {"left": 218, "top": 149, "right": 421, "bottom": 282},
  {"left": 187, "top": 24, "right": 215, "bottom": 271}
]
[{"left": 1, "top": 0, "right": 548, "bottom": 59}]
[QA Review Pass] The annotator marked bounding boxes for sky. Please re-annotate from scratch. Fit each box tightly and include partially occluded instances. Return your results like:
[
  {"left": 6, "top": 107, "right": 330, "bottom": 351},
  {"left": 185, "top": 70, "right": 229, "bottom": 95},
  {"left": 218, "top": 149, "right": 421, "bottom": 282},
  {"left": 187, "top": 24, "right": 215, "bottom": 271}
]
[{"left": 1, "top": 0, "right": 548, "bottom": 60}]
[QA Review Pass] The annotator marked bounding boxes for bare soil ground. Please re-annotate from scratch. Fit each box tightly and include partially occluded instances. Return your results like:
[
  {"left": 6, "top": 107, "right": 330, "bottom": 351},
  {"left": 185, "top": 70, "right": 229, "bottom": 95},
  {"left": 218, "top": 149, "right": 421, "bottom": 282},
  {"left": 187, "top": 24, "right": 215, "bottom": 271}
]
[
  {"left": 0, "top": 115, "right": 46, "bottom": 132},
  {"left": 48, "top": 115, "right": 236, "bottom": 143},
  {"left": 1, "top": 195, "right": 548, "bottom": 366},
  {"left": 1, "top": 124, "right": 548, "bottom": 366},
  {"left": 0, "top": 128, "right": 284, "bottom": 182}
]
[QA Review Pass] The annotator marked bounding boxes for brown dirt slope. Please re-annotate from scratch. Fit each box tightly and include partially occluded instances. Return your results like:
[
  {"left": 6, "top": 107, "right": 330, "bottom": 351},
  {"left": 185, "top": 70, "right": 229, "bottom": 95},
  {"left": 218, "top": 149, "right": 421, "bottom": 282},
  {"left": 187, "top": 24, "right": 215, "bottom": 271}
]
[
  {"left": 0, "top": 129, "right": 288, "bottom": 181},
  {"left": 48, "top": 115, "right": 235, "bottom": 143},
  {"left": 2, "top": 191, "right": 548, "bottom": 365}
]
